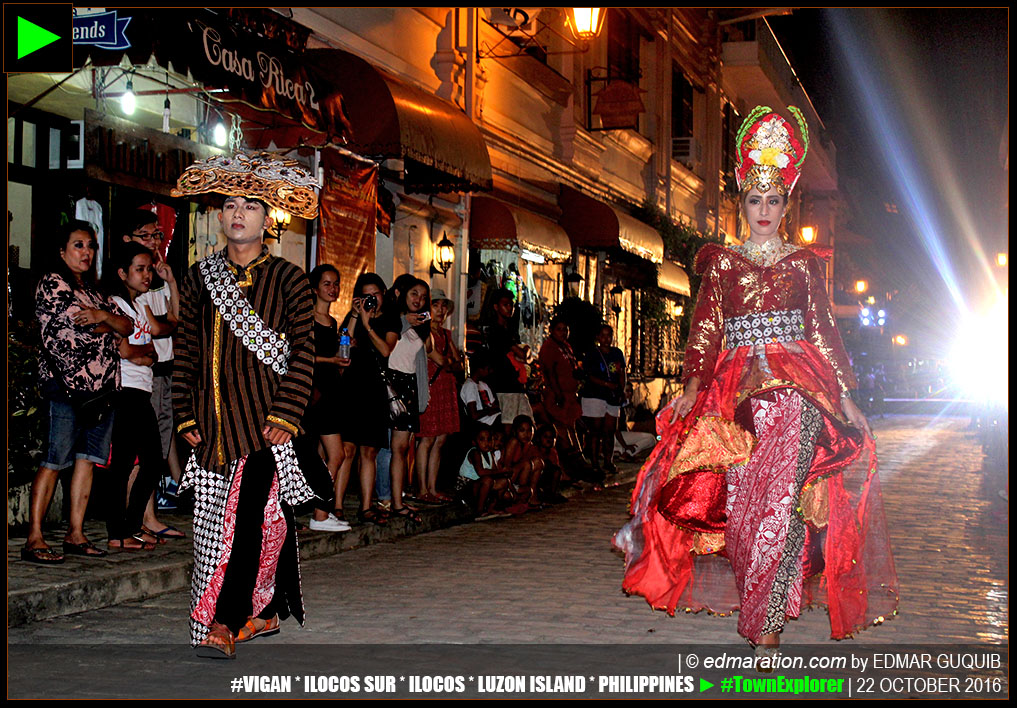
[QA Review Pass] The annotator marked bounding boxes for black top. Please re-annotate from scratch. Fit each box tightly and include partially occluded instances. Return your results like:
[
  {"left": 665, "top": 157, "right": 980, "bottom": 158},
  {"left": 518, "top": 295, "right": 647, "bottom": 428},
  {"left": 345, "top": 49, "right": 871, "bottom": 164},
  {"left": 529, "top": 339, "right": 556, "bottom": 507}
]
[
  {"left": 312, "top": 319, "right": 340, "bottom": 396},
  {"left": 485, "top": 321, "right": 524, "bottom": 393}
]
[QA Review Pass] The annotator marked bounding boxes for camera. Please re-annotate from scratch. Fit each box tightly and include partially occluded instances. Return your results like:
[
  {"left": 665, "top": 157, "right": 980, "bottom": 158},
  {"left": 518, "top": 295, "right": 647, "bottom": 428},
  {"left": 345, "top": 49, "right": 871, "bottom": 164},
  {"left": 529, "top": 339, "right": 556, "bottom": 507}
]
[
  {"left": 419, "top": 311, "right": 432, "bottom": 321},
  {"left": 363, "top": 294, "right": 379, "bottom": 312}
]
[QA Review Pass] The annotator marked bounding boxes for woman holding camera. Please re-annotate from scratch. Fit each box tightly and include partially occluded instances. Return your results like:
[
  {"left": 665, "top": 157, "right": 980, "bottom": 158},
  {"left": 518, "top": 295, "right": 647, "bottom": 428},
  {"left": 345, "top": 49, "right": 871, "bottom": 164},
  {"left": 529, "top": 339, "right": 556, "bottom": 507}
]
[{"left": 336, "top": 273, "right": 400, "bottom": 525}]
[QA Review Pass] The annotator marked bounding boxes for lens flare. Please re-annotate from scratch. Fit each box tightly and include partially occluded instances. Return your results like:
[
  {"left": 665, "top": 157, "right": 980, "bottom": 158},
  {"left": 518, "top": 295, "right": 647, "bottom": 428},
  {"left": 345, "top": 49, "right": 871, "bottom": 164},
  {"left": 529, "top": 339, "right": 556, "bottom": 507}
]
[{"left": 949, "top": 296, "right": 1008, "bottom": 405}]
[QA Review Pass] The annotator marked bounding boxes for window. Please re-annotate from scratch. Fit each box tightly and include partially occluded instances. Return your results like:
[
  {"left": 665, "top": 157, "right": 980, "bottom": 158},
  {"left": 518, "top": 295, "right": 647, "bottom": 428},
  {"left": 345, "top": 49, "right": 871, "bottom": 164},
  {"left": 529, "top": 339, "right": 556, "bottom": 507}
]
[
  {"left": 607, "top": 9, "right": 640, "bottom": 82},
  {"left": 672, "top": 66, "right": 694, "bottom": 140}
]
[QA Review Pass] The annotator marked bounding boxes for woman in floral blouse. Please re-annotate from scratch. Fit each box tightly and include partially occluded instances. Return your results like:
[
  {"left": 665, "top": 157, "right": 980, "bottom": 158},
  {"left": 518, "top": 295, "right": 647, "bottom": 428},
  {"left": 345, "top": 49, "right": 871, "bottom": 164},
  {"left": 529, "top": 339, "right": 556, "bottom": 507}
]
[{"left": 21, "top": 221, "right": 133, "bottom": 564}]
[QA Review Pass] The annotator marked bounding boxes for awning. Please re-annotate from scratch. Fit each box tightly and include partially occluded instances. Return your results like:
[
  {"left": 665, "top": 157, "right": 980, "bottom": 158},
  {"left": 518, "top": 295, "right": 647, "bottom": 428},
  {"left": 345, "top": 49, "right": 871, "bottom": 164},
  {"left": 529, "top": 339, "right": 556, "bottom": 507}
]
[
  {"left": 304, "top": 49, "right": 493, "bottom": 194},
  {"left": 658, "top": 260, "right": 691, "bottom": 296},
  {"left": 470, "top": 197, "right": 572, "bottom": 263},
  {"left": 558, "top": 185, "right": 664, "bottom": 264},
  {"left": 72, "top": 9, "right": 352, "bottom": 147}
]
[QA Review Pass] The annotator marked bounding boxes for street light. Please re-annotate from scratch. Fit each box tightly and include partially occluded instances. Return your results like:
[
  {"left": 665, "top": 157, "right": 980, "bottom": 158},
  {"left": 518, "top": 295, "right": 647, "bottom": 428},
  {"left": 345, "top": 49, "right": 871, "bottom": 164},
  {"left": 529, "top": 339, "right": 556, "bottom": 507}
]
[
  {"left": 800, "top": 226, "right": 816, "bottom": 244},
  {"left": 266, "top": 207, "right": 291, "bottom": 241},
  {"left": 894, "top": 335, "right": 908, "bottom": 346},
  {"left": 429, "top": 232, "right": 456, "bottom": 276},
  {"left": 564, "top": 270, "right": 584, "bottom": 298},
  {"left": 564, "top": 8, "right": 606, "bottom": 41},
  {"left": 997, "top": 253, "right": 1008, "bottom": 267},
  {"left": 855, "top": 280, "right": 868, "bottom": 294}
]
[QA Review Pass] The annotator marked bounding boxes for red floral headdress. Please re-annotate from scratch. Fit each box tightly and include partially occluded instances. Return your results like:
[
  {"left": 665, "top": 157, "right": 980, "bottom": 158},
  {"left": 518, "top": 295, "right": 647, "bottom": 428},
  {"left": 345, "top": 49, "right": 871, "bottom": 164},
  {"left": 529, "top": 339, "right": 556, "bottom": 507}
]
[{"left": 735, "top": 106, "right": 809, "bottom": 196}]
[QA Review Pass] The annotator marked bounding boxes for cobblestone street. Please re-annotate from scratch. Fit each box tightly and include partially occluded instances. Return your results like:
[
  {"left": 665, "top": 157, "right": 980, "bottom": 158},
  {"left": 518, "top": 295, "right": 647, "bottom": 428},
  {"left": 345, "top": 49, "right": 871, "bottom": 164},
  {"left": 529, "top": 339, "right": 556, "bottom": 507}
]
[{"left": 9, "top": 415, "right": 1007, "bottom": 649}]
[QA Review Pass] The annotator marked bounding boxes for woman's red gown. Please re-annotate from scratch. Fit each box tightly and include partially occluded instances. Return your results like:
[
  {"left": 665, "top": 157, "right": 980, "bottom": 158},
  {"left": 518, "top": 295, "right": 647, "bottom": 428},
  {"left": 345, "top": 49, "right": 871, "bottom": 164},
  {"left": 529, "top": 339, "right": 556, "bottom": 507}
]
[{"left": 614, "top": 239, "right": 898, "bottom": 642}]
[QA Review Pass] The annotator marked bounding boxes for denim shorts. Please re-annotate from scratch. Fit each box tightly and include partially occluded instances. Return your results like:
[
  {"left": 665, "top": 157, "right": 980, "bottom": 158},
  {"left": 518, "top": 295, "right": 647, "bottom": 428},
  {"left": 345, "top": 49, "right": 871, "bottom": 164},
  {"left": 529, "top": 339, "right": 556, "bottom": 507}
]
[{"left": 43, "top": 399, "right": 115, "bottom": 470}]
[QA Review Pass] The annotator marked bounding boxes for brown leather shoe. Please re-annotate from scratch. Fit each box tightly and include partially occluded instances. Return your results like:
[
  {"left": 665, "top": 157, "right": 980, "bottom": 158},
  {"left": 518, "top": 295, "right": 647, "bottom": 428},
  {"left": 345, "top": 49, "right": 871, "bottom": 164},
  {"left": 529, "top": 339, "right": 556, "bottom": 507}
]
[
  {"left": 236, "top": 615, "right": 280, "bottom": 643},
  {"left": 195, "top": 622, "right": 236, "bottom": 659}
]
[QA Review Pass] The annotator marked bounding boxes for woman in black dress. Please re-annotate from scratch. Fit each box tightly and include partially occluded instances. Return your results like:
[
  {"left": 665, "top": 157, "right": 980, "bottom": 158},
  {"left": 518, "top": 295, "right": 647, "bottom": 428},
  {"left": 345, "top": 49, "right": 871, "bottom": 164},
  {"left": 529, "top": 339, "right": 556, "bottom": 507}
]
[
  {"left": 305, "top": 265, "right": 352, "bottom": 531},
  {"left": 336, "top": 273, "right": 400, "bottom": 524}
]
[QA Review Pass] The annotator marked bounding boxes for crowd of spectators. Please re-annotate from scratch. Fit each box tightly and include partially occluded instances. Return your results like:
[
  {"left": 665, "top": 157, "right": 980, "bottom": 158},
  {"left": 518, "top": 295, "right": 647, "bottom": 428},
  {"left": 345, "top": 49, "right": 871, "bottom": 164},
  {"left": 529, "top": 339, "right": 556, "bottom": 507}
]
[{"left": 20, "top": 217, "right": 654, "bottom": 564}]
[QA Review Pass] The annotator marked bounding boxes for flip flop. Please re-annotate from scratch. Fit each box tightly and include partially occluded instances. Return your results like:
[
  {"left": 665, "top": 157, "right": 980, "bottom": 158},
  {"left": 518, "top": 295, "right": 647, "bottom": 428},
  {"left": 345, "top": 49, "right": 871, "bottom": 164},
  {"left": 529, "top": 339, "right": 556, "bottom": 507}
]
[
  {"left": 107, "top": 536, "right": 156, "bottom": 552},
  {"left": 143, "top": 524, "right": 187, "bottom": 540},
  {"left": 62, "top": 540, "right": 109, "bottom": 557},
  {"left": 21, "top": 546, "right": 65, "bottom": 564}
]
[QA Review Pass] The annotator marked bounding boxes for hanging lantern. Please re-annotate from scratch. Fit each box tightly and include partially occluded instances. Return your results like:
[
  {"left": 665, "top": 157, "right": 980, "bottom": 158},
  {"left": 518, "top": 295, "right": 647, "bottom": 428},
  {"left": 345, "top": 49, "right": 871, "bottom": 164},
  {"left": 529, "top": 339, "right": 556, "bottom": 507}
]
[
  {"left": 565, "top": 8, "right": 606, "bottom": 41},
  {"left": 610, "top": 283, "right": 624, "bottom": 314},
  {"left": 430, "top": 232, "right": 456, "bottom": 276},
  {"left": 564, "top": 270, "right": 584, "bottom": 297}
]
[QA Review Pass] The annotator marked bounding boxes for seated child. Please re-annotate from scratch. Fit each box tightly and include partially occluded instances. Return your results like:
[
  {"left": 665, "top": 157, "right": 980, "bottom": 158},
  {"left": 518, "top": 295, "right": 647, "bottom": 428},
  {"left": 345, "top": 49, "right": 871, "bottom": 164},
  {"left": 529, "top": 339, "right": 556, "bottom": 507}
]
[
  {"left": 502, "top": 415, "right": 545, "bottom": 510},
  {"left": 457, "top": 425, "right": 512, "bottom": 518},
  {"left": 461, "top": 350, "right": 501, "bottom": 435}
]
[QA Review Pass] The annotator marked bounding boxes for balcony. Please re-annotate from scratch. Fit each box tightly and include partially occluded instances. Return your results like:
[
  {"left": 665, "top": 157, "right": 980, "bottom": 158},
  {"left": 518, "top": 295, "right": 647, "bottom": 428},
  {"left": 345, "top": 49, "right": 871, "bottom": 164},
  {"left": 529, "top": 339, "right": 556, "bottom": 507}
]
[{"left": 722, "top": 18, "right": 836, "bottom": 192}]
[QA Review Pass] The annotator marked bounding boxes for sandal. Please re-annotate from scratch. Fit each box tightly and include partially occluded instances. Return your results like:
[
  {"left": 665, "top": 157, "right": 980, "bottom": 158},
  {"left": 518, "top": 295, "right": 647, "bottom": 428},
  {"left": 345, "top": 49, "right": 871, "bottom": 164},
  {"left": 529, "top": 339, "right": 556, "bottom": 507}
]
[
  {"left": 357, "top": 508, "right": 388, "bottom": 526},
  {"left": 196, "top": 622, "right": 236, "bottom": 659},
  {"left": 236, "top": 614, "right": 280, "bottom": 643},
  {"left": 142, "top": 524, "right": 186, "bottom": 540},
  {"left": 21, "top": 546, "right": 65, "bottom": 564},
  {"left": 390, "top": 505, "right": 422, "bottom": 524},
  {"left": 62, "top": 540, "right": 109, "bottom": 557},
  {"left": 137, "top": 529, "right": 167, "bottom": 545},
  {"left": 107, "top": 536, "right": 156, "bottom": 552}
]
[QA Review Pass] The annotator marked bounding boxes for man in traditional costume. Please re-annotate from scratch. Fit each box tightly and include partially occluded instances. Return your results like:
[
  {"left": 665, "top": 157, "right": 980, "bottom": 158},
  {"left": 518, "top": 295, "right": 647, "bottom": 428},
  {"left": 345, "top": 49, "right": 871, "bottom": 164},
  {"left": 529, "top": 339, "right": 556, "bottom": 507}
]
[
  {"left": 615, "top": 107, "right": 898, "bottom": 652},
  {"left": 171, "top": 152, "right": 319, "bottom": 658}
]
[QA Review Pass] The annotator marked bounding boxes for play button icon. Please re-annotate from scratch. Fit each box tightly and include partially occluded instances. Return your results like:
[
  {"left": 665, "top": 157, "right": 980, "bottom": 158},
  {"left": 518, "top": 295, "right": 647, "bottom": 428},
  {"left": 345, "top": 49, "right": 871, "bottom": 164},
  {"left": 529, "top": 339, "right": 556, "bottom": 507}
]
[
  {"left": 18, "top": 16, "right": 61, "bottom": 59},
  {"left": 4, "top": 5, "right": 72, "bottom": 72}
]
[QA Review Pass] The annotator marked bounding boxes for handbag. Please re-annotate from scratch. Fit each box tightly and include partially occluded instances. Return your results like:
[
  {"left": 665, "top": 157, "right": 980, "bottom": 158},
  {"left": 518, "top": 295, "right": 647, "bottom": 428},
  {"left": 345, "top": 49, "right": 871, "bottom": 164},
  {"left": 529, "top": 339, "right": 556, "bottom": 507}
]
[{"left": 379, "top": 369, "right": 408, "bottom": 422}]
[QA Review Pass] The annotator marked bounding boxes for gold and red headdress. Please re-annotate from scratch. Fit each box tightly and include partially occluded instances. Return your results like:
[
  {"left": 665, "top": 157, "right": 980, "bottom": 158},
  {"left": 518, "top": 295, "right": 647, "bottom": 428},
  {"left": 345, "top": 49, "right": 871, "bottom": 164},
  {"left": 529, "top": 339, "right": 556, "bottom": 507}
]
[
  {"left": 735, "top": 106, "right": 809, "bottom": 196},
  {"left": 171, "top": 152, "right": 319, "bottom": 219}
]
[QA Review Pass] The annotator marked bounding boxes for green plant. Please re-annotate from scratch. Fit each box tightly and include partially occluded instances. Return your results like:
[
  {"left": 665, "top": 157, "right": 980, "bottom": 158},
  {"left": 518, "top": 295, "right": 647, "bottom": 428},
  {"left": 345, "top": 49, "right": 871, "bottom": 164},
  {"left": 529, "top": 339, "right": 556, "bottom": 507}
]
[
  {"left": 630, "top": 200, "right": 723, "bottom": 346},
  {"left": 8, "top": 319, "right": 47, "bottom": 488}
]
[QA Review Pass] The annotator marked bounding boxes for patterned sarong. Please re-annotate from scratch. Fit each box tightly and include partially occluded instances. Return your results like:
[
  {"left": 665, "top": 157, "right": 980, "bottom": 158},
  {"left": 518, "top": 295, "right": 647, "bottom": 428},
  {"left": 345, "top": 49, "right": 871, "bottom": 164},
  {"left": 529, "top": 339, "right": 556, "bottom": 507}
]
[{"left": 180, "top": 441, "right": 315, "bottom": 645}]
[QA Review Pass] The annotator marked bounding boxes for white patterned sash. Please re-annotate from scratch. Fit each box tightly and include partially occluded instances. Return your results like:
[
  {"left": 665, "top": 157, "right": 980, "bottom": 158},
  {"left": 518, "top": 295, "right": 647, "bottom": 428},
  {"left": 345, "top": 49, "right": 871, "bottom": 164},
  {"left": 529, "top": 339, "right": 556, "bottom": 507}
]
[{"left": 199, "top": 251, "right": 291, "bottom": 375}]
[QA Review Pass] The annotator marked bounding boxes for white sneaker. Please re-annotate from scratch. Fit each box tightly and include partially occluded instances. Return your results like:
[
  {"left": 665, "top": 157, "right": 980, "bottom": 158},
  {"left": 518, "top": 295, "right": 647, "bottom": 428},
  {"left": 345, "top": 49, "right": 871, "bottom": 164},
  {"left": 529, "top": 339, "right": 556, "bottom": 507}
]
[{"left": 309, "top": 513, "right": 351, "bottom": 532}]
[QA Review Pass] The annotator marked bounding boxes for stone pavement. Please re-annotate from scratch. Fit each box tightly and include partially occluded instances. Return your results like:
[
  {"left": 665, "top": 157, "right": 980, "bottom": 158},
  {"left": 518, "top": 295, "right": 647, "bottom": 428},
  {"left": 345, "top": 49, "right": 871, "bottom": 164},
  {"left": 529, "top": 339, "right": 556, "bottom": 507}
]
[
  {"left": 8, "top": 414, "right": 1007, "bottom": 648},
  {"left": 7, "top": 464, "right": 640, "bottom": 627}
]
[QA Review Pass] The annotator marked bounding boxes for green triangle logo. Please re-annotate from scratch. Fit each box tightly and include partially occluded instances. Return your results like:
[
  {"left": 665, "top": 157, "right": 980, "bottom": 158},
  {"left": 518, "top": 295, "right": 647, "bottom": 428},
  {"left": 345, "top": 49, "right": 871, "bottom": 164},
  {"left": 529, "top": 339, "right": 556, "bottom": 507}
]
[
  {"left": 700, "top": 678, "right": 714, "bottom": 692},
  {"left": 17, "top": 17, "right": 61, "bottom": 59}
]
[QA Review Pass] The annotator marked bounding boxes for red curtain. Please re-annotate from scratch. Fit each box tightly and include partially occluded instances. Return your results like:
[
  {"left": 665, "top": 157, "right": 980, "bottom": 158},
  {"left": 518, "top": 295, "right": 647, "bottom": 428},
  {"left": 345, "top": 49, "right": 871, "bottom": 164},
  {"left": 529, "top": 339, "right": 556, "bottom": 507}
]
[{"left": 317, "top": 149, "right": 378, "bottom": 314}]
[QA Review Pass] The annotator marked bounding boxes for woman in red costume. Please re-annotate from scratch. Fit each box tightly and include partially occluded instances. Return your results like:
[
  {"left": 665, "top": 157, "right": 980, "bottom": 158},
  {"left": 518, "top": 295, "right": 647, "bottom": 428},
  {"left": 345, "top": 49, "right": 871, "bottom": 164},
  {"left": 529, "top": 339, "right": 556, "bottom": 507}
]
[{"left": 614, "top": 106, "right": 898, "bottom": 651}]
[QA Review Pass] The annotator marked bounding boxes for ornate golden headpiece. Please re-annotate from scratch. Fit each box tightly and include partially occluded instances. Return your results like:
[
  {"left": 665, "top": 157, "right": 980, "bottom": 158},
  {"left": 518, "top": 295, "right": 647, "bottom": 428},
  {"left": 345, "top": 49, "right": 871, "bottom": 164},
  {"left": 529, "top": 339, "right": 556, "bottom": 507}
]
[
  {"left": 171, "top": 152, "right": 319, "bottom": 219},
  {"left": 735, "top": 106, "right": 809, "bottom": 196}
]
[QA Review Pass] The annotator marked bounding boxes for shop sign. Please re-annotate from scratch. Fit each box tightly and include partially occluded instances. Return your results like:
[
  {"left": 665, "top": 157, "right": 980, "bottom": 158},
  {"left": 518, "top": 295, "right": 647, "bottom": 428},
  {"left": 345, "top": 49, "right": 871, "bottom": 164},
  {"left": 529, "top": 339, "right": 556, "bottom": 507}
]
[
  {"left": 72, "top": 9, "right": 131, "bottom": 50},
  {"left": 592, "top": 80, "right": 646, "bottom": 130},
  {"left": 196, "top": 20, "right": 319, "bottom": 112},
  {"left": 73, "top": 10, "right": 350, "bottom": 142}
]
